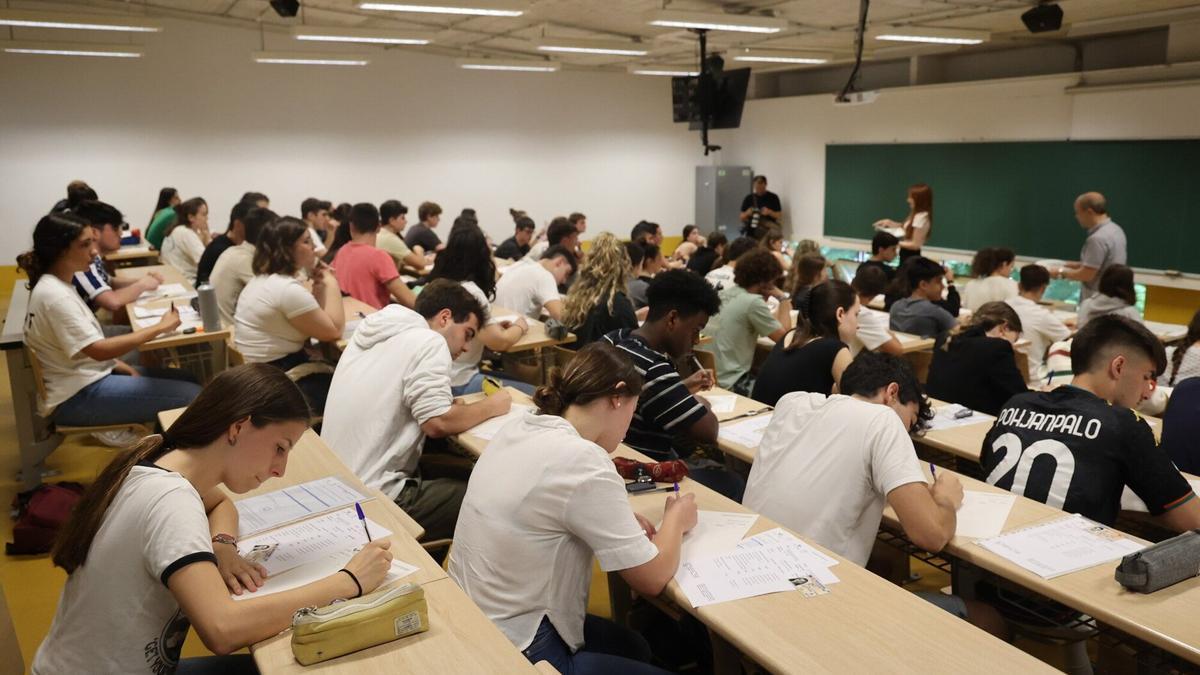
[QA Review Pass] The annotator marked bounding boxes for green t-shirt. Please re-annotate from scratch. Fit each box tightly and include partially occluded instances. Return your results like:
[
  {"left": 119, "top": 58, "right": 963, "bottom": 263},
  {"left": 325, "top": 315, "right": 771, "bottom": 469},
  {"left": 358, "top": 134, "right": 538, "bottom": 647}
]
[
  {"left": 145, "top": 207, "right": 176, "bottom": 250},
  {"left": 376, "top": 228, "right": 412, "bottom": 271},
  {"left": 705, "top": 284, "right": 782, "bottom": 388}
]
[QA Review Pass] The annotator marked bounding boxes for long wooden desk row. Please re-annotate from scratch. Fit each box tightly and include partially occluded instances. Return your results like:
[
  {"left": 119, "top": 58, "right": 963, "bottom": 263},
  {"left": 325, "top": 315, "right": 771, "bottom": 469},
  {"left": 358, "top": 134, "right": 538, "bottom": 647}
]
[
  {"left": 709, "top": 387, "right": 1200, "bottom": 666},
  {"left": 453, "top": 389, "right": 1048, "bottom": 673}
]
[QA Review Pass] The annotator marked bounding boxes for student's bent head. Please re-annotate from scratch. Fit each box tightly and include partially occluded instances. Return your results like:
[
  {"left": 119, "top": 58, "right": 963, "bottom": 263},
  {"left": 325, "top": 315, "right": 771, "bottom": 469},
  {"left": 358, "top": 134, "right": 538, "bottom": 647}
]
[
  {"left": 1071, "top": 314, "right": 1165, "bottom": 408},
  {"left": 1018, "top": 264, "right": 1051, "bottom": 295},
  {"left": 1098, "top": 264, "right": 1137, "bottom": 306},
  {"left": 723, "top": 237, "right": 757, "bottom": 267},
  {"left": 52, "top": 364, "right": 310, "bottom": 573},
  {"left": 852, "top": 264, "right": 888, "bottom": 300},
  {"left": 547, "top": 217, "right": 577, "bottom": 248},
  {"left": 732, "top": 248, "right": 783, "bottom": 293},
  {"left": 706, "top": 232, "right": 728, "bottom": 254},
  {"left": 841, "top": 351, "right": 932, "bottom": 432},
  {"left": 789, "top": 280, "right": 858, "bottom": 350},
  {"left": 953, "top": 301, "right": 1022, "bottom": 346},
  {"left": 534, "top": 342, "right": 645, "bottom": 452},
  {"left": 416, "top": 278, "right": 488, "bottom": 358},
  {"left": 871, "top": 231, "right": 899, "bottom": 259},
  {"left": 18, "top": 212, "right": 95, "bottom": 285},
  {"left": 541, "top": 245, "right": 577, "bottom": 283},
  {"left": 645, "top": 269, "right": 721, "bottom": 357}
]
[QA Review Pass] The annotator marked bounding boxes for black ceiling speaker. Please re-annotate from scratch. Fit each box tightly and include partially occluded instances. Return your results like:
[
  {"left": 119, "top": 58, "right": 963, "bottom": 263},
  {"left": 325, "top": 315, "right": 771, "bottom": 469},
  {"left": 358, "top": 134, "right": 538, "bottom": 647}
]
[
  {"left": 1021, "top": 3, "right": 1064, "bottom": 33},
  {"left": 270, "top": 0, "right": 301, "bottom": 18}
]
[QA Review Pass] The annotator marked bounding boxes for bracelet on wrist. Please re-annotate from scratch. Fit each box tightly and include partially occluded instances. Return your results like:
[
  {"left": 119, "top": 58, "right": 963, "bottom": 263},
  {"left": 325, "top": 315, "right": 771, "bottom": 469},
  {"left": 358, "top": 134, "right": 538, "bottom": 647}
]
[{"left": 339, "top": 568, "right": 363, "bottom": 598}]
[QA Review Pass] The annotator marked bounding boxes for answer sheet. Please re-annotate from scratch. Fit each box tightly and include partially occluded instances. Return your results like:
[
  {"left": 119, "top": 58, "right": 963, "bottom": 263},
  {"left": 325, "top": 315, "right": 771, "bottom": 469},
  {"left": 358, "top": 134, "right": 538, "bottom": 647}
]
[
  {"left": 717, "top": 414, "right": 774, "bottom": 448},
  {"left": 976, "top": 514, "right": 1144, "bottom": 579},
  {"left": 675, "top": 548, "right": 796, "bottom": 608},
  {"left": 236, "top": 476, "right": 369, "bottom": 537},
  {"left": 238, "top": 507, "right": 393, "bottom": 577},
  {"left": 232, "top": 559, "right": 419, "bottom": 601},
  {"left": 738, "top": 528, "right": 840, "bottom": 586},
  {"left": 466, "top": 404, "right": 533, "bottom": 441},
  {"left": 954, "top": 491, "right": 1016, "bottom": 539},
  {"left": 924, "top": 404, "right": 995, "bottom": 432},
  {"left": 673, "top": 511, "right": 758, "bottom": 563}
]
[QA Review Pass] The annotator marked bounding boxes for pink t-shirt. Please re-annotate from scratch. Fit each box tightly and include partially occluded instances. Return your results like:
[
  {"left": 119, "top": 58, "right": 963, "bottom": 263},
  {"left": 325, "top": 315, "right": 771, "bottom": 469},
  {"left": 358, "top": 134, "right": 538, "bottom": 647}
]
[{"left": 333, "top": 242, "right": 400, "bottom": 309}]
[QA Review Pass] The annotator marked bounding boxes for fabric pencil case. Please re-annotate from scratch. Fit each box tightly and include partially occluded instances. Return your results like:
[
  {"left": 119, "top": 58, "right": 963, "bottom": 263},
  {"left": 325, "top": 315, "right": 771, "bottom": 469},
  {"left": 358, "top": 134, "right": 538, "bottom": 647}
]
[
  {"left": 1114, "top": 529, "right": 1200, "bottom": 594},
  {"left": 291, "top": 582, "right": 429, "bottom": 665}
]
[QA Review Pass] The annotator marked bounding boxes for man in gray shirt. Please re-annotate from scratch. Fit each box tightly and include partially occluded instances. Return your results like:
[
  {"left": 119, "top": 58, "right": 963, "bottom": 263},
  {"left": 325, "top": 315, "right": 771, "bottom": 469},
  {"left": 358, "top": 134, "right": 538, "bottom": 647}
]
[
  {"left": 1057, "top": 192, "right": 1127, "bottom": 303},
  {"left": 890, "top": 257, "right": 958, "bottom": 343}
]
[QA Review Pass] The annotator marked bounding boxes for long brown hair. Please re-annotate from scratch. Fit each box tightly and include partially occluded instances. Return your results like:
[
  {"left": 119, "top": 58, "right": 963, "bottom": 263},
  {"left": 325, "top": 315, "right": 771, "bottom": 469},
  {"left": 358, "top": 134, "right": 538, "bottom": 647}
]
[
  {"left": 534, "top": 342, "right": 644, "bottom": 416},
  {"left": 52, "top": 364, "right": 310, "bottom": 573},
  {"left": 787, "top": 280, "right": 856, "bottom": 351},
  {"left": 942, "top": 301, "right": 1023, "bottom": 352},
  {"left": 164, "top": 197, "right": 206, "bottom": 238},
  {"left": 789, "top": 254, "right": 827, "bottom": 297},
  {"left": 905, "top": 183, "right": 933, "bottom": 240},
  {"left": 1168, "top": 309, "right": 1200, "bottom": 385},
  {"left": 1098, "top": 264, "right": 1137, "bottom": 307},
  {"left": 16, "top": 212, "right": 90, "bottom": 287},
  {"left": 253, "top": 216, "right": 308, "bottom": 275}
]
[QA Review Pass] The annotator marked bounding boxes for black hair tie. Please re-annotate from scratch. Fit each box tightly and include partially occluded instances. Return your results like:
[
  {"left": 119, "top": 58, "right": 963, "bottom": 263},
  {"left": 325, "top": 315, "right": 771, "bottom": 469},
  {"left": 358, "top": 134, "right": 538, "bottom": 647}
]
[{"left": 339, "top": 568, "right": 363, "bottom": 598}]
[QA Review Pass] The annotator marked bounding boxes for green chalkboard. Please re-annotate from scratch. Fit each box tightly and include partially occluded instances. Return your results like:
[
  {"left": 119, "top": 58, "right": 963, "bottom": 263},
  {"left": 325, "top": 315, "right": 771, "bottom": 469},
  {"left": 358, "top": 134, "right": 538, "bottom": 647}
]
[{"left": 823, "top": 141, "right": 1199, "bottom": 274}]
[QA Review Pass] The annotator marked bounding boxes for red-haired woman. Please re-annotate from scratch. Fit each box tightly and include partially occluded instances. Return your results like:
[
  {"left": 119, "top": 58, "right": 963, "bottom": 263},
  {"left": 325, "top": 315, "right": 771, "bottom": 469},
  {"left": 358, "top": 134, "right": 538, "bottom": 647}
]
[{"left": 874, "top": 183, "right": 933, "bottom": 263}]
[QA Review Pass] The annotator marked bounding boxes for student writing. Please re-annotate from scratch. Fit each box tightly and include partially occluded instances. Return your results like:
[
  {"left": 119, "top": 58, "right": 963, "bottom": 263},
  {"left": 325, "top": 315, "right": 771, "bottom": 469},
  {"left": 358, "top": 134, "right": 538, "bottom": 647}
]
[{"left": 925, "top": 301, "right": 1028, "bottom": 416}]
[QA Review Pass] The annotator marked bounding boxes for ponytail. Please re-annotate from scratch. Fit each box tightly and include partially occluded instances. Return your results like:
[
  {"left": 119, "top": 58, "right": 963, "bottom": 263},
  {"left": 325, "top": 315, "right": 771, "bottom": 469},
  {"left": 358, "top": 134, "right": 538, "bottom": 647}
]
[
  {"left": 1167, "top": 310, "right": 1200, "bottom": 385},
  {"left": 533, "top": 342, "right": 644, "bottom": 416},
  {"left": 787, "top": 280, "right": 856, "bottom": 351},
  {"left": 16, "top": 212, "right": 90, "bottom": 288}
]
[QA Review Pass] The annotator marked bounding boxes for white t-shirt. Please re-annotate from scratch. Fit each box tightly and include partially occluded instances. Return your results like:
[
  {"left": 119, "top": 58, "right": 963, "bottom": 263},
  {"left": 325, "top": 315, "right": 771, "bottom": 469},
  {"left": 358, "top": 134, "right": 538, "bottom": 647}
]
[
  {"left": 523, "top": 240, "right": 550, "bottom": 262},
  {"left": 449, "top": 411, "right": 658, "bottom": 652},
  {"left": 961, "top": 275, "right": 1018, "bottom": 311},
  {"left": 160, "top": 227, "right": 205, "bottom": 285},
  {"left": 32, "top": 465, "right": 215, "bottom": 674},
  {"left": 909, "top": 212, "right": 930, "bottom": 239},
  {"left": 850, "top": 306, "right": 893, "bottom": 355},
  {"left": 705, "top": 265, "right": 735, "bottom": 292},
  {"left": 743, "top": 393, "right": 926, "bottom": 566},
  {"left": 1006, "top": 295, "right": 1071, "bottom": 382},
  {"left": 448, "top": 281, "right": 492, "bottom": 387},
  {"left": 234, "top": 274, "right": 319, "bottom": 363},
  {"left": 25, "top": 274, "right": 114, "bottom": 415},
  {"left": 210, "top": 242, "right": 255, "bottom": 327},
  {"left": 322, "top": 305, "right": 454, "bottom": 498},
  {"left": 494, "top": 260, "right": 559, "bottom": 320}
]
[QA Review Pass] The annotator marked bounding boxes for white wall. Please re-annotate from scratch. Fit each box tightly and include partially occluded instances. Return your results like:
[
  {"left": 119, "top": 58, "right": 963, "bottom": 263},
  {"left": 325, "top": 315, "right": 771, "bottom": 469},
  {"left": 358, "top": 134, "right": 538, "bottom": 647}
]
[
  {"left": 721, "top": 75, "right": 1200, "bottom": 240},
  {"left": 0, "top": 16, "right": 700, "bottom": 263}
]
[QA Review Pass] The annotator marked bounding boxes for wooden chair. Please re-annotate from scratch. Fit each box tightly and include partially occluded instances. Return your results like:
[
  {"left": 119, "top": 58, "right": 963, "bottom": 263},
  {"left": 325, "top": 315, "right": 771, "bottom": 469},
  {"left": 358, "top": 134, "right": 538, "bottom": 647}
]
[
  {"left": 903, "top": 349, "right": 934, "bottom": 384},
  {"left": 26, "top": 344, "right": 152, "bottom": 439},
  {"left": 0, "top": 585, "right": 23, "bottom": 675},
  {"left": 533, "top": 661, "right": 560, "bottom": 674}
]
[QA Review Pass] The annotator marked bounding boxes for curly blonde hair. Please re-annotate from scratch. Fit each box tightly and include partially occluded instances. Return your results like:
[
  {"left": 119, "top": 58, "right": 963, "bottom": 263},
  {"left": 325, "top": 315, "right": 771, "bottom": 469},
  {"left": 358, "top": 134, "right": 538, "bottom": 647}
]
[{"left": 563, "top": 232, "right": 631, "bottom": 329}]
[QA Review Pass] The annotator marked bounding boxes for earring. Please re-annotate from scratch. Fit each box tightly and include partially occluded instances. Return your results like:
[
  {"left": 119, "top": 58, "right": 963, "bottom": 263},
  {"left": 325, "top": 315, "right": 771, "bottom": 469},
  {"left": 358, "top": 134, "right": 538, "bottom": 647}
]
[{"left": 228, "top": 436, "right": 237, "bottom": 447}]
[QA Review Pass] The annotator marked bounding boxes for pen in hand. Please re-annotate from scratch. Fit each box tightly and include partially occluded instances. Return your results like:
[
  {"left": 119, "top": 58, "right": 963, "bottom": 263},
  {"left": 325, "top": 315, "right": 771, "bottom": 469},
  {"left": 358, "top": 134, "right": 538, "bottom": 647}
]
[{"left": 355, "top": 502, "right": 372, "bottom": 543}]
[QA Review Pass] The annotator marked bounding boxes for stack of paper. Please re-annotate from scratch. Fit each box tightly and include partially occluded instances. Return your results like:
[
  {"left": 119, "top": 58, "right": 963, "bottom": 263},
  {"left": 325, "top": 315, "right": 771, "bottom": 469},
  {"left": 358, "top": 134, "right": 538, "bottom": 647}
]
[
  {"left": 674, "top": 511, "right": 758, "bottom": 563},
  {"left": 737, "top": 528, "right": 840, "bottom": 586},
  {"left": 975, "top": 514, "right": 1144, "bottom": 579},
  {"left": 955, "top": 491, "right": 1016, "bottom": 539},
  {"left": 925, "top": 404, "right": 994, "bottom": 432},
  {"left": 236, "top": 476, "right": 368, "bottom": 537},
  {"left": 717, "top": 414, "right": 773, "bottom": 448},
  {"left": 467, "top": 404, "right": 532, "bottom": 441}
]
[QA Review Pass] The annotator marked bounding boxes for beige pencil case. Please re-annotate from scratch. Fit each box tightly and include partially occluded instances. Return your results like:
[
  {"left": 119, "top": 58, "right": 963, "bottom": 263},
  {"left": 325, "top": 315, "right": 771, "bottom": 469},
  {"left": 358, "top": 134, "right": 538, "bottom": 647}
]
[{"left": 291, "top": 582, "right": 429, "bottom": 665}]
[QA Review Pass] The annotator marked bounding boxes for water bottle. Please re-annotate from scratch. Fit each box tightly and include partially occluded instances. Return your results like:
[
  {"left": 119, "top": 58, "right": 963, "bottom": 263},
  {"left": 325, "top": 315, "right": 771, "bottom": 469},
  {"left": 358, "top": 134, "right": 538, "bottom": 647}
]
[{"left": 197, "top": 283, "right": 221, "bottom": 332}]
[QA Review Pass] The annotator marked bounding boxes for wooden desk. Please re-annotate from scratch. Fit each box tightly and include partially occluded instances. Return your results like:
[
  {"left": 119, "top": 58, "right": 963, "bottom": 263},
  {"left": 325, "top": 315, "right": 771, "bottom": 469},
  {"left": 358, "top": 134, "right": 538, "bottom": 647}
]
[
  {"left": 336, "top": 296, "right": 379, "bottom": 350},
  {"left": 115, "top": 263, "right": 185, "bottom": 286},
  {"left": 121, "top": 266, "right": 230, "bottom": 374},
  {"left": 453, "top": 389, "right": 1049, "bottom": 673},
  {"left": 104, "top": 243, "right": 159, "bottom": 266},
  {"left": 756, "top": 328, "right": 932, "bottom": 354},
  {"left": 1, "top": 279, "right": 62, "bottom": 489},
  {"left": 492, "top": 305, "right": 576, "bottom": 352}
]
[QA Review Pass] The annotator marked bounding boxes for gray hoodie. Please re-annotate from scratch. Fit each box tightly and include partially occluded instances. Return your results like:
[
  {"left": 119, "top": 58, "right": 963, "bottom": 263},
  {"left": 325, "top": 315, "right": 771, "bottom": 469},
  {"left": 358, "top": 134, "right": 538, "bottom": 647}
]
[{"left": 1076, "top": 293, "right": 1141, "bottom": 329}]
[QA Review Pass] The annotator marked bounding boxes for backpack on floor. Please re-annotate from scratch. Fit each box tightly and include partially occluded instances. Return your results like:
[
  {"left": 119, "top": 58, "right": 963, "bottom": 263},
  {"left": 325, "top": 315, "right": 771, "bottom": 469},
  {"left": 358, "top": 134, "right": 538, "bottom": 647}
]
[{"left": 6, "top": 482, "right": 85, "bottom": 556}]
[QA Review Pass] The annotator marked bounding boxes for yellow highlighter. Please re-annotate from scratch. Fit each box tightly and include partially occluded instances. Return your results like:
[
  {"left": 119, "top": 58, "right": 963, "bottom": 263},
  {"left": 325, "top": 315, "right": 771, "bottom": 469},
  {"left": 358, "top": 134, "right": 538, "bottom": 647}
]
[{"left": 481, "top": 376, "right": 503, "bottom": 396}]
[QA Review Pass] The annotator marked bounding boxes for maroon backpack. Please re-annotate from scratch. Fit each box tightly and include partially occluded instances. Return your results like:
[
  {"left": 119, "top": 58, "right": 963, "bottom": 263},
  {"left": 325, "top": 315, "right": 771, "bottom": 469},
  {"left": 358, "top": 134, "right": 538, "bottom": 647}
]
[{"left": 7, "top": 482, "right": 85, "bottom": 556}]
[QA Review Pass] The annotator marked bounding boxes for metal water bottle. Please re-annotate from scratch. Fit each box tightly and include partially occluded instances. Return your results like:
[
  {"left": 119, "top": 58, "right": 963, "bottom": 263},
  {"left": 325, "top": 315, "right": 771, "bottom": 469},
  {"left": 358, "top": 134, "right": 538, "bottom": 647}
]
[{"left": 197, "top": 283, "right": 220, "bottom": 332}]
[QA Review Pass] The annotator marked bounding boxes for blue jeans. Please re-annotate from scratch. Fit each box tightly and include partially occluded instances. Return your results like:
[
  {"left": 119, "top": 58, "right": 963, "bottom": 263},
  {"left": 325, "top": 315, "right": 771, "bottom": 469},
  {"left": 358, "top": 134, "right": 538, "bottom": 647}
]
[
  {"left": 52, "top": 367, "right": 201, "bottom": 427},
  {"left": 450, "top": 371, "right": 536, "bottom": 397},
  {"left": 523, "top": 615, "right": 668, "bottom": 675}
]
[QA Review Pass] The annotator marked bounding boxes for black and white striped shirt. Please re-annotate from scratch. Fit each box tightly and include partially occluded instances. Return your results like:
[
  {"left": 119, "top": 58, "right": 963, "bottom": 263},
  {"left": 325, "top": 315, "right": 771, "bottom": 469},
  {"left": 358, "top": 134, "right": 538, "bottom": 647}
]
[{"left": 71, "top": 255, "right": 112, "bottom": 308}]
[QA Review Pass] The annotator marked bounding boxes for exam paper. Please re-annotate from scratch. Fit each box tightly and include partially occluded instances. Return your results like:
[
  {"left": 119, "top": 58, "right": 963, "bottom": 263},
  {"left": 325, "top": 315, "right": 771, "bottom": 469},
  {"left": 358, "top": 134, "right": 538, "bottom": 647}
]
[
  {"left": 717, "top": 414, "right": 773, "bottom": 448},
  {"left": 704, "top": 395, "right": 737, "bottom": 414},
  {"left": 139, "top": 283, "right": 196, "bottom": 300},
  {"left": 238, "top": 507, "right": 393, "bottom": 577},
  {"left": 671, "top": 511, "right": 757, "bottom": 563},
  {"left": 954, "top": 491, "right": 1016, "bottom": 539},
  {"left": 924, "top": 404, "right": 995, "bottom": 432},
  {"left": 236, "top": 476, "right": 369, "bottom": 537},
  {"left": 1120, "top": 479, "right": 1200, "bottom": 513},
  {"left": 675, "top": 548, "right": 796, "bottom": 608},
  {"left": 232, "top": 559, "right": 418, "bottom": 601},
  {"left": 737, "top": 528, "right": 840, "bottom": 586},
  {"left": 976, "top": 514, "right": 1144, "bottom": 579},
  {"left": 467, "top": 404, "right": 533, "bottom": 441}
]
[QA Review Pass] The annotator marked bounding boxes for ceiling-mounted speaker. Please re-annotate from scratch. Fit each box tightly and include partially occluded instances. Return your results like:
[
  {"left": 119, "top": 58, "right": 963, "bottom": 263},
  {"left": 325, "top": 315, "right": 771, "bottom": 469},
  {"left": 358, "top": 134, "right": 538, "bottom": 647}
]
[
  {"left": 1021, "top": 3, "right": 1064, "bottom": 33},
  {"left": 271, "top": 0, "right": 301, "bottom": 18}
]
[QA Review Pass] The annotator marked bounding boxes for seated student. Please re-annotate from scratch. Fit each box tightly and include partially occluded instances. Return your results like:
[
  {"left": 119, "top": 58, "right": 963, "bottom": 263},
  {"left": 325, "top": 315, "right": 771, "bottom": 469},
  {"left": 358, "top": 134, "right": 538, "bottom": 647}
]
[
  {"left": 1005, "top": 264, "right": 1072, "bottom": 382},
  {"left": 196, "top": 199, "right": 253, "bottom": 285},
  {"left": 51, "top": 179, "right": 93, "bottom": 213},
  {"left": 982, "top": 315, "right": 1200, "bottom": 530},
  {"left": 563, "top": 233, "right": 639, "bottom": 349},
  {"left": 331, "top": 203, "right": 417, "bottom": 310},
  {"left": 671, "top": 224, "right": 705, "bottom": 263},
  {"left": 628, "top": 242, "right": 664, "bottom": 310},
  {"left": 788, "top": 253, "right": 827, "bottom": 300},
  {"left": 241, "top": 191, "right": 269, "bottom": 209},
  {"left": 1161, "top": 309, "right": 1200, "bottom": 386},
  {"left": 144, "top": 187, "right": 180, "bottom": 246},
  {"left": 849, "top": 265, "right": 903, "bottom": 356},
  {"left": 450, "top": 343, "right": 696, "bottom": 674},
  {"left": 686, "top": 231, "right": 725, "bottom": 275},
  {"left": 704, "top": 236, "right": 756, "bottom": 292},
  {"left": 962, "top": 247, "right": 1018, "bottom": 311},
  {"left": 19, "top": 213, "right": 201, "bottom": 428},
  {"left": 630, "top": 220, "right": 663, "bottom": 247},
  {"left": 926, "top": 302, "right": 1027, "bottom": 416},
  {"left": 405, "top": 201, "right": 443, "bottom": 255},
  {"left": 857, "top": 231, "right": 900, "bottom": 283},
  {"left": 160, "top": 198, "right": 211, "bottom": 285},
  {"left": 322, "top": 202, "right": 353, "bottom": 263},
  {"left": 494, "top": 215, "right": 536, "bottom": 261},
  {"left": 1161, "top": 377, "right": 1200, "bottom": 474},
  {"left": 234, "top": 217, "right": 345, "bottom": 414},
  {"left": 494, "top": 245, "right": 573, "bottom": 321},
  {"left": 33, "top": 364, "right": 395, "bottom": 674},
  {"left": 323, "top": 279, "right": 512, "bottom": 541},
  {"left": 1077, "top": 264, "right": 1142, "bottom": 328},
  {"left": 889, "top": 256, "right": 959, "bottom": 343},
  {"left": 301, "top": 197, "right": 332, "bottom": 258},
  {"left": 211, "top": 207, "right": 275, "bottom": 327},
  {"left": 526, "top": 216, "right": 580, "bottom": 263},
  {"left": 603, "top": 270, "right": 745, "bottom": 501},
  {"left": 762, "top": 228, "right": 791, "bottom": 270},
  {"left": 705, "top": 249, "right": 793, "bottom": 394},
  {"left": 751, "top": 280, "right": 857, "bottom": 407},
  {"left": 71, "top": 200, "right": 164, "bottom": 313},
  {"left": 375, "top": 199, "right": 425, "bottom": 273}
]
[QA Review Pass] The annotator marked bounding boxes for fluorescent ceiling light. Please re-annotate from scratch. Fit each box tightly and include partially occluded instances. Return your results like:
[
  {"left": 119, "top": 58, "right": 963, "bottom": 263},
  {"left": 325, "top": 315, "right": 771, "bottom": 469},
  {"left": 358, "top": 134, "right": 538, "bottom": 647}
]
[
  {"left": 730, "top": 49, "right": 830, "bottom": 65},
  {"left": 457, "top": 58, "right": 558, "bottom": 72},
  {"left": 253, "top": 51, "right": 369, "bottom": 66},
  {"left": 0, "top": 8, "right": 160, "bottom": 33},
  {"left": 627, "top": 65, "right": 698, "bottom": 77},
  {"left": 873, "top": 27, "right": 988, "bottom": 45},
  {"left": 645, "top": 9, "right": 786, "bottom": 35},
  {"left": 3, "top": 41, "right": 143, "bottom": 58},
  {"left": 358, "top": 1, "right": 525, "bottom": 17},
  {"left": 292, "top": 27, "right": 432, "bottom": 45},
  {"left": 535, "top": 38, "right": 648, "bottom": 57}
]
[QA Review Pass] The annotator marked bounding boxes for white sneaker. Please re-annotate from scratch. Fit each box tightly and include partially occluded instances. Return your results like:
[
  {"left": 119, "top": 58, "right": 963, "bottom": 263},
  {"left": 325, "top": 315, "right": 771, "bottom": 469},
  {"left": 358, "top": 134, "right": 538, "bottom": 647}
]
[{"left": 92, "top": 429, "right": 143, "bottom": 448}]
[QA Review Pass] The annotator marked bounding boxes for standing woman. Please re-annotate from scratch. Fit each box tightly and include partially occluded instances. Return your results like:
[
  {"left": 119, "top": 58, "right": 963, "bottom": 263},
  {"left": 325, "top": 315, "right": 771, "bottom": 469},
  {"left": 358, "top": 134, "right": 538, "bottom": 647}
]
[
  {"left": 563, "top": 232, "right": 638, "bottom": 349},
  {"left": 18, "top": 213, "right": 201, "bottom": 428},
  {"left": 450, "top": 343, "right": 697, "bottom": 674},
  {"left": 33, "top": 364, "right": 394, "bottom": 674},
  {"left": 874, "top": 183, "right": 933, "bottom": 262},
  {"left": 161, "top": 197, "right": 211, "bottom": 284},
  {"left": 234, "top": 217, "right": 345, "bottom": 415},
  {"left": 146, "top": 187, "right": 181, "bottom": 249},
  {"left": 427, "top": 223, "right": 530, "bottom": 395}
]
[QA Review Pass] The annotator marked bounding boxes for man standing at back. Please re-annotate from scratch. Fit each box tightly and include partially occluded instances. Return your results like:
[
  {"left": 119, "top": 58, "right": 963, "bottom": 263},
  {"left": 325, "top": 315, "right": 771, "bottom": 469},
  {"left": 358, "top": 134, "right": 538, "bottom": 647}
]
[{"left": 1056, "top": 192, "right": 1126, "bottom": 304}]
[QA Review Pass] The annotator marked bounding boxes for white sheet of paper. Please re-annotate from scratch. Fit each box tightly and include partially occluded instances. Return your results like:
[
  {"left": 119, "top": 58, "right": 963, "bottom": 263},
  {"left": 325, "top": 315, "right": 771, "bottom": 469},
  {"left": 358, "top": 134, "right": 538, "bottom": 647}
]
[
  {"left": 955, "top": 491, "right": 1016, "bottom": 539},
  {"left": 132, "top": 305, "right": 168, "bottom": 319},
  {"left": 467, "top": 404, "right": 532, "bottom": 441},
  {"left": 236, "top": 476, "right": 369, "bottom": 537},
  {"left": 238, "top": 508, "right": 393, "bottom": 577},
  {"left": 233, "top": 559, "right": 418, "bottom": 601},
  {"left": 717, "top": 414, "right": 773, "bottom": 449},
  {"left": 1144, "top": 320, "right": 1187, "bottom": 342},
  {"left": 704, "top": 395, "right": 737, "bottom": 414},
  {"left": 736, "top": 527, "right": 840, "bottom": 585},
  {"left": 490, "top": 314, "right": 521, "bottom": 326},
  {"left": 674, "top": 548, "right": 796, "bottom": 608},
  {"left": 975, "top": 514, "right": 1144, "bottom": 579},
  {"left": 1120, "top": 479, "right": 1200, "bottom": 513},
  {"left": 668, "top": 511, "right": 758, "bottom": 563},
  {"left": 925, "top": 404, "right": 995, "bottom": 432}
]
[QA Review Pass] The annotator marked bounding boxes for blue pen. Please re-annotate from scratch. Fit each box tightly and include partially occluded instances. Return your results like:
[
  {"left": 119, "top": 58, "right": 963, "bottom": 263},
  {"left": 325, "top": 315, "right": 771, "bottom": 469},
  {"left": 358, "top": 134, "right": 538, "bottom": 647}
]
[
  {"left": 673, "top": 482, "right": 680, "bottom": 495},
  {"left": 355, "top": 502, "right": 372, "bottom": 543},
  {"left": 929, "top": 462, "right": 937, "bottom": 479}
]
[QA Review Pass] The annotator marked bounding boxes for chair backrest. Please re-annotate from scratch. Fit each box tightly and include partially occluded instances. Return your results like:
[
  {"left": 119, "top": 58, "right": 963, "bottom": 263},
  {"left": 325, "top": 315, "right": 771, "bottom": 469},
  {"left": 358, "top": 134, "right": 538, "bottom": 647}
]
[
  {"left": 0, "top": 585, "right": 24, "bottom": 674},
  {"left": 25, "top": 343, "right": 49, "bottom": 405},
  {"left": 227, "top": 340, "right": 245, "bottom": 367}
]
